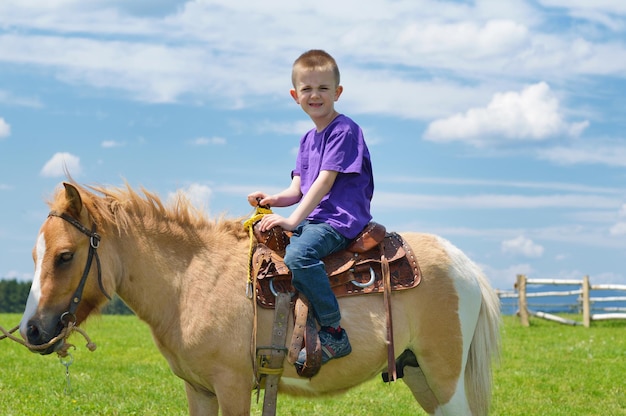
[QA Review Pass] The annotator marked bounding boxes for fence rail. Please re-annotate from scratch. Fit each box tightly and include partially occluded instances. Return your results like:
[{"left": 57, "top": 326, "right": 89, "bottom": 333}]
[{"left": 501, "top": 275, "right": 626, "bottom": 327}]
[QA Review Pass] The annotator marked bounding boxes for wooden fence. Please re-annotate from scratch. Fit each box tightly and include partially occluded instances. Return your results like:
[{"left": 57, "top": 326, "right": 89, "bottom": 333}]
[{"left": 497, "top": 274, "right": 626, "bottom": 327}]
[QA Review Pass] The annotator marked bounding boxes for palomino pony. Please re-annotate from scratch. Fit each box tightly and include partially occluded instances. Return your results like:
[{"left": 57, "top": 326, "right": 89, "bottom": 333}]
[{"left": 20, "top": 181, "right": 500, "bottom": 415}]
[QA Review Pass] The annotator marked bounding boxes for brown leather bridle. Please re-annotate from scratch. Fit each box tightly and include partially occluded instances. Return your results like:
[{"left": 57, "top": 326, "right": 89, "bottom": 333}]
[{"left": 48, "top": 211, "right": 111, "bottom": 326}]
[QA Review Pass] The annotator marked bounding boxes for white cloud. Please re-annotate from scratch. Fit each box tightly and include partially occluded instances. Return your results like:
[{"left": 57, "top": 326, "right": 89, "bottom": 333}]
[
  {"left": 384, "top": 175, "right": 624, "bottom": 195},
  {"left": 539, "top": 0, "right": 626, "bottom": 14},
  {"left": 169, "top": 183, "right": 212, "bottom": 211},
  {"left": 40, "top": 152, "right": 81, "bottom": 177},
  {"left": 374, "top": 191, "right": 620, "bottom": 210},
  {"left": 533, "top": 225, "right": 626, "bottom": 249},
  {"left": 0, "top": 90, "right": 42, "bottom": 107},
  {"left": 537, "top": 144, "right": 626, "bottom": 167},
  {"left": 396, "top": 19, "right": 529, "bottom": 59},
  {"left": 0, "top": 33, "right": 225, "bottom": 104},
  {"left": 258, "top": 120, "right": 314, "bottom": 136},
  {"left": 538, "top": 0, "right": 626, "bottom": 30},
  {"left": 424, "top": 82, "right": 589, "bottom": 146},
  {"left": 191, "top": 137, "right": 226, "bottom": 146},
  {"left": 0, "top": 117, "right": 10, "bottom": 139},
  {"left": 590, "top": 271, "right": 626, "bottom": 285},
  {"left": 428, "top": 222, "right": 626, "bottom": 251},
  {"left": 555, "top": 253, "right": 569, "bottom": 261},
  {"left": 342, "top": 75, "right": 495, "bottom": 120},
  {"left": 609, "top": 205, "right": 626, "bottom": 236},
  {"left": 2, "top": 269, "right": 32, "bottom": 282},
  {"left": 481, "top": 262, "right": 536, "bottom": 290},
  {"left": 609, "top": 222, "right": 626, "bottom": 236},
  {"left": 102, "top": 140, "right": 125, "bottom": 148},
  {"left": 0, "top": 1, "right": 623, "bottom": 115},
  {"left": 501, "top": 235, "right": 544, "bottom": 258}
]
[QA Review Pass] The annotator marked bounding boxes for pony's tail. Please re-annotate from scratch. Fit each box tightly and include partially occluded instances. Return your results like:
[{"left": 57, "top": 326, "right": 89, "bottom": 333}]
[{"left": 465, "top": 270, "right": 501, "bottom": 416}]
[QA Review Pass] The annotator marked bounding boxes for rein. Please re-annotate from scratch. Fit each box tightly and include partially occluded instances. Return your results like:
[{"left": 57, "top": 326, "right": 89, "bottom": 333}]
[
  {"left": 0, "top": 322, "right": 97, "bottom": 356},
  {"left": 48, "top": 210, "right": 112, "bottom": 324}
]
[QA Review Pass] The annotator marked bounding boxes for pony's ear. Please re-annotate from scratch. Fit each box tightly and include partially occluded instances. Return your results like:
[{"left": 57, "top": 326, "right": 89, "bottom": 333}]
[{"left": 63, "top": 182, "right": 83, "bottom": 218}]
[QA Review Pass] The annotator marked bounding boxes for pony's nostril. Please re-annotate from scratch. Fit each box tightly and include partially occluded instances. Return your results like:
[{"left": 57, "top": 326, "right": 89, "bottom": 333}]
[{"left": 26, "top": 322, "right": 41, "bottom": 344}]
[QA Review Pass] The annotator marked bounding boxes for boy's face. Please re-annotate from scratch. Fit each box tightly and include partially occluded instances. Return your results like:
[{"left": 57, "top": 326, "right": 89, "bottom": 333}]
[{"left": 290, "top": 67, "right": 343, "bottom": 129}]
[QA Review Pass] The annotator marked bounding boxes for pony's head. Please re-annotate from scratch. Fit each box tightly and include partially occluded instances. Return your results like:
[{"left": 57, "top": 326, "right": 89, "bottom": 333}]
[{"left": 19, "top": 182, "right": 113, "bottom": 354}]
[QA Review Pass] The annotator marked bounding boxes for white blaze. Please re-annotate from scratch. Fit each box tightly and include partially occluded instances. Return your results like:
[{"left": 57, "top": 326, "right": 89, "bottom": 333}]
[{"left": 19, "top": 232, "right": 45, "bottom": 338}]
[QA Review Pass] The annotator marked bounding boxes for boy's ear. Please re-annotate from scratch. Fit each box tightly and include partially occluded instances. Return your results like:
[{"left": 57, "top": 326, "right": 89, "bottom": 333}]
[
  {"left": 290, "top": 88, "right": 299, "bottom": 103},
  {"left": 334, "top": 85, "right": 344, "bottom": 101}
]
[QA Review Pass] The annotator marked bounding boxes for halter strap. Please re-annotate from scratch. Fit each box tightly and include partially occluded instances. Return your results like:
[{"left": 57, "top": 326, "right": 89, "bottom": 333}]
[{"left": 48, "top": 211, "right": 112, "bottom": 323}]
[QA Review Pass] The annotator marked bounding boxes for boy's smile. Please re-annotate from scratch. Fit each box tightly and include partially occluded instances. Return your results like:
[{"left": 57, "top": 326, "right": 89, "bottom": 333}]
[{"left": 291, "top": 68, "right": 343, "bottom": 132}]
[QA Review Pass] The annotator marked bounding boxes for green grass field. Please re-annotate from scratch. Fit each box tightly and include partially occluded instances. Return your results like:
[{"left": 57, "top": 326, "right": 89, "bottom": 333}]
[{"left": 1, "top": 313, "right": 624, "bottom": 415}]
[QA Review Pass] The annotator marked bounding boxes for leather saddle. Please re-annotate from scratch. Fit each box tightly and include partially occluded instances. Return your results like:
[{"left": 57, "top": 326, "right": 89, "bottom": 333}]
[
  {"left": 250, "top": 221, "right": 421, "bottom": 308},
  {"left": 249, "top": 220, "right": 421, "bottom": 379}
]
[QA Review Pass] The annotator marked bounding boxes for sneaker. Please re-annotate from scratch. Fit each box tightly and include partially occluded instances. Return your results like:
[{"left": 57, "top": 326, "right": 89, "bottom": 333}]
[{"left": 296, "top": 327, "right": 352, "bottom": 366}]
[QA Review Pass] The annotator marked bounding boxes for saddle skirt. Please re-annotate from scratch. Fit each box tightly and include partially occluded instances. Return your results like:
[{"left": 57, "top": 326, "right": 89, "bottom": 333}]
[{"left": 251, "top": 222, "right": 422, "bottom": 309}]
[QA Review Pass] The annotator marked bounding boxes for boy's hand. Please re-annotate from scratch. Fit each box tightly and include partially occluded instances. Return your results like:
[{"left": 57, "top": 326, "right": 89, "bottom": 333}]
[
  {"left": 258, "top": 214, "right": 298, "bottom": 232},
  {"left": 247, "top": 192, "right": 269, "bottom": 207}
]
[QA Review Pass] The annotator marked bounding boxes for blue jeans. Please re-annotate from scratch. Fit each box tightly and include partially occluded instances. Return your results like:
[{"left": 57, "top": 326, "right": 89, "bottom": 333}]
[{"left": 284, "top": 221, "right": 350, "bottom": 328}]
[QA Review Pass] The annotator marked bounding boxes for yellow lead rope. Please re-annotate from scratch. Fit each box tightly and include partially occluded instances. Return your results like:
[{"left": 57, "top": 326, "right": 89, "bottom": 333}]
[
  {"left": 243, "top": 205, "right": 273, "bottom": 291},
  {"left": 242, "top": 205, "right": 273, "bottom": 395}
]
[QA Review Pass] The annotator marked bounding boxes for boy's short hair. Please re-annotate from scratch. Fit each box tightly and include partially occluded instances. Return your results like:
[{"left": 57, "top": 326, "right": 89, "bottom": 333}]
[{"left": 292, "top": 49, "right": 340, "bottom": 87}]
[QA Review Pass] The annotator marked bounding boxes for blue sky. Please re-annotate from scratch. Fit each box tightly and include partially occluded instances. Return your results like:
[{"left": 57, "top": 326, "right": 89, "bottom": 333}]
[{"left": 1, "top": 0, "right": 626, "bottom": 291}]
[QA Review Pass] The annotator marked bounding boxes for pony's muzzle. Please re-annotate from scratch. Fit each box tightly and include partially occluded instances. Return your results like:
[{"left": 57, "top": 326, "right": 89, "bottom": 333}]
[{"left": 23, "top": 317, "right": 64, "bottom": 355}]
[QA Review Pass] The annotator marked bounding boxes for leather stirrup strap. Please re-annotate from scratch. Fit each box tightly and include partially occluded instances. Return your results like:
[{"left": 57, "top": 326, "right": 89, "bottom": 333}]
[
  {"left": 301, "top": 306, "right": 322, "bottom": 378},
  {"left": 288, "top": 295, "right": 321, "bottom": 378},
  {"left": 288, "top": 297, "right": 307, "bottom": 364},
  {"left": 261, "top": 292, "right": 291, "bottom": 416},
  {"left": 381, "top": 242, "right": 397, "bottom": 382}
]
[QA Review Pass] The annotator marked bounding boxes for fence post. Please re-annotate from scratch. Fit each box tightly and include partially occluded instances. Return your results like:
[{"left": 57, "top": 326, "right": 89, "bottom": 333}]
[
  {"left": 516, "top": 274, "right": 529, "bottom": 327},
  {"left": 582, "top": 275, "right": 590, "bottom": 328}
]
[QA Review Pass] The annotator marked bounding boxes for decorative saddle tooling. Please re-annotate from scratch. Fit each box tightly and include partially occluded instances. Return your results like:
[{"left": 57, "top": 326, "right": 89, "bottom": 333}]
[
  {"left": 247, "top": 217, "right": 422, "bottom": 380},
  {"left": 252, "top": 222, "right": 421, "bottom": 308}
]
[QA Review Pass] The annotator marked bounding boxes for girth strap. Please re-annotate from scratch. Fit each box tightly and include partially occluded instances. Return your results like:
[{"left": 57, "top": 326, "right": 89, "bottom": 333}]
[
  {"left": 258, "top": 292, "right": 291, "bottom": 416},
  {"left": 381, "top": 242, "right": 397, "bottom": 382}
]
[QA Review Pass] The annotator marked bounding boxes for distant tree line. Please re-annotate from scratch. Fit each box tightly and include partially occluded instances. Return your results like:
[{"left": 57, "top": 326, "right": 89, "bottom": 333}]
[
  {"left": 0, "top": 279, "right": 133, "bottom": 315},
  {"left": 0, "top": 279, "right": 31, "bottom": 313}
]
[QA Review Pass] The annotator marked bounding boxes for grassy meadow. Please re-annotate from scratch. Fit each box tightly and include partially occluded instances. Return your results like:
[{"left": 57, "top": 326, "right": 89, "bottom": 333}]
[{"left": 1, "top": 313, "right": 624, "bottom": 415}]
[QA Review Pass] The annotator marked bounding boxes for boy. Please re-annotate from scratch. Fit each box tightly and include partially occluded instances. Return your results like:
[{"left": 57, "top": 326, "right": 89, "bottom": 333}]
[{"left": 247, "top": 49, "right": 374, "bottom": 366}]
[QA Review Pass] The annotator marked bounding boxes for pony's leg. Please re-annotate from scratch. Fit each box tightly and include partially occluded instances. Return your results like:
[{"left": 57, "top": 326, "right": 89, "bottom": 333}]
[
  {"left": 436, "top": 382, "right": 472, "bottom": 415},
  {"left": 401, "top": 366, "right": 439, "bottom": 414},
  {"left": 185, "top": 382, "right": 219, "bottom": 416},
  {"left": 402, "top": 366, "right": 472, "bottom": 416},
  {"left": 399, "top": 301, "right": 475, "bottom": 416},
  {"left": 213, "top": 378, "right": 254, "bottom": 416},
  {"left": 405, "top": 313, "right": 477, "bottom": 415}
]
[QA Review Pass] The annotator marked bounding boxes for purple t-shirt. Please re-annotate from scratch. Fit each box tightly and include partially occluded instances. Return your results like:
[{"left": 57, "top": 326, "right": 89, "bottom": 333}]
[{"left": 293, "top": 114, "right": 374, "bottom": 239}]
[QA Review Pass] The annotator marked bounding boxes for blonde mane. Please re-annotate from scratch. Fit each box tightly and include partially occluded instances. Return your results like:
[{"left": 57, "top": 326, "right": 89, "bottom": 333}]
[{"left": 48, "top": 180, "right": 248, "bottom": 241}]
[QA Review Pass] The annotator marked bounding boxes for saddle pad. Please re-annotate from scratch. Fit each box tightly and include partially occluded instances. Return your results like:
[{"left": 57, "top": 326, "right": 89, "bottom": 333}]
[{"left": 253, "top": 232, "right": 421, "bottom": 309}]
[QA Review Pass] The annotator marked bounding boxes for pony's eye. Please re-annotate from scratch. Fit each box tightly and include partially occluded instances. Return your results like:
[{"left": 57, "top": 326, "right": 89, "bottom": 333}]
[{"left": 57, "top": 252, "right": 74, "bottom": 266}]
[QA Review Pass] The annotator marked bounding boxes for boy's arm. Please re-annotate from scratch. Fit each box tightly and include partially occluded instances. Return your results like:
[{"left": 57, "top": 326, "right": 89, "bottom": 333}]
[
  {"left": 288, "top": 170, "right": 337, "bottom": 225},
  {"left": 270, "top": 176, "right": 304, "bottom": 207},
  {"left": 248, "top": 176, "right": 302, "bottom": 208},
  {"left": 258, "top": 170, "right": 338, "bottom": 231}
]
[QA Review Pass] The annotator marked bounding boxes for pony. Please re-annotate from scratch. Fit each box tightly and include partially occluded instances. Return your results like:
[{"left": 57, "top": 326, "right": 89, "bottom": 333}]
[{"left": 19, "top": 181, "right": 500, "bottom": 415}]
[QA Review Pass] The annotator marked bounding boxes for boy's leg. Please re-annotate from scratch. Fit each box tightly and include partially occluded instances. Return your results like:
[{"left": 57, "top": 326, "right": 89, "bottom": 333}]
[
  {"left": 284, "top": 221, "right": 352, "bottom": 364},
  {"left": 284, "top": 221, "right": 347, "bottom": 327}
]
